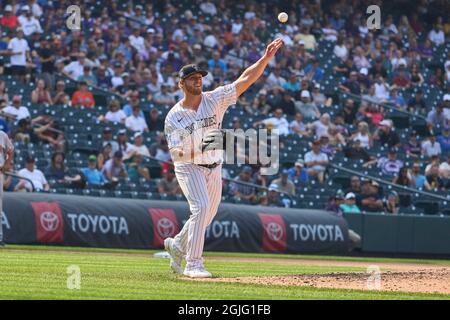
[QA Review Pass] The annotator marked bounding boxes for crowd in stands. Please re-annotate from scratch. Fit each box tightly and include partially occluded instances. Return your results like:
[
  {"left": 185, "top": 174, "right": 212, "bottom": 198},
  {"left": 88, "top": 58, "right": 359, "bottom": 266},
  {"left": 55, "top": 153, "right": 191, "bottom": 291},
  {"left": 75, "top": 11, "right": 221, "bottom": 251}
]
[{"left": 0, "top": 0, "right": 449, "bottom": 213}]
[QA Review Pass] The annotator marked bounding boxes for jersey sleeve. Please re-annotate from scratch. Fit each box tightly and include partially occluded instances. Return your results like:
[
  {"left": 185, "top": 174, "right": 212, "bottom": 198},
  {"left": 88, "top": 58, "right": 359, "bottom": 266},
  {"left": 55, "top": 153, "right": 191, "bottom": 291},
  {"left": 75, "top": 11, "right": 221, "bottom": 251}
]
[
  {"left": 209, "top": 83, "right": 237, "bottom": 115},
  {"left": 164, "top": 118, "right": 183, "bottom": 150}
]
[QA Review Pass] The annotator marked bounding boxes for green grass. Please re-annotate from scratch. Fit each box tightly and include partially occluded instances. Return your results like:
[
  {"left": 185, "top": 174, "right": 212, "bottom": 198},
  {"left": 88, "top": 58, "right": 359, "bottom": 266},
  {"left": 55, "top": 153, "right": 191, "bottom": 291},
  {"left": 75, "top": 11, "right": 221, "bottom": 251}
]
[{"left": 0, "top": 245, "right": 449, "bottom": 300}]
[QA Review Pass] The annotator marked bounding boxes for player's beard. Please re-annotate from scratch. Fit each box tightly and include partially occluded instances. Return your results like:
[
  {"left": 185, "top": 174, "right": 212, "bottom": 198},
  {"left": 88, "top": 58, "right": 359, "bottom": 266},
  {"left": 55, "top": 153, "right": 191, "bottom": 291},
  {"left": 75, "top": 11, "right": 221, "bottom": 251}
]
[{"left": 185, "top": 84, "right": 202, "bottom": 96}]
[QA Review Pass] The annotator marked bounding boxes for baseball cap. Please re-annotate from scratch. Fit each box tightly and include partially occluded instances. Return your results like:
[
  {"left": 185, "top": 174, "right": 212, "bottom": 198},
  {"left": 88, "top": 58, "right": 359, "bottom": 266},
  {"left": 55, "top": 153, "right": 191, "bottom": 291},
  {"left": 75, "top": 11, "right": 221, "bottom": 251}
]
[
  {"left": 193, "top": 43, "right": 201, "bottom": 50},
  {"left": 388, "top": 147, "right": 398, "bottom": 154},
  {"left": 22, "top": 5, "right": 30, "bottom": 11},
  {"left": 103, "top": 127, "right": 112, "bottom": 133},
  {"left": 444, "top": 94, "right": 450, "bottom": 101},
  {"left": 147, "top": 28, "right": 155, "bottom": 34},
  {"left": 281, "top": 169, "right": 289, "bottom": 176},
  {"left": 88, "top": 155, "right": 97, "bottom": 161},
  {"left": 295, "top": 159, "right": 304, "bottom": 167},
  {"left": 5, "top": 5, "right": 13, "bottom": 11},
  {"left": 113, "top": 151, "right": 123, "bottom": 158},
  {"left": 268, "top": 184, "right": 278, "bottom": 192},
  {"left": 25, "top": 155, "right": 35, "bottom": 163},
  {"left": 389, "top": 190, "right": 398, "bottom": 198},
  {"left": 314, "top": 83, "right": 320, "bottom": 89},
  {"left": 241, "top": 166, "right": 252, "bottom": 174},
  {"left": 298, "top": 40, "right": 305, "bottom": 46},
  {"left": 312, "top": 140, "right": 321, "bottom": 146},
  {"left": 335, "top": 190, "right": 345, "bottom": 200},
  {"left": 118, "top": 129, "right": 127, "bottom": 135},
  {"left": 134, "top": 131, "right": 143, "bottom": 139},
  {"left": 360, "top": 67, "right": 368, "bottom": 75},
  {"left": 345, "top": 192, "right": 356, "bottom": 200},
  {"left": 301, "top": 90, "right": 310, "bottom": 98},
  {"left": 178, "top": 64, "right": 208, "bottom": 80},
  {"left": 379, "top": 119, "right": 391, "bottom": 127},
  {"left": 121, "top": 72, "right": 130, "bottom": 78}
]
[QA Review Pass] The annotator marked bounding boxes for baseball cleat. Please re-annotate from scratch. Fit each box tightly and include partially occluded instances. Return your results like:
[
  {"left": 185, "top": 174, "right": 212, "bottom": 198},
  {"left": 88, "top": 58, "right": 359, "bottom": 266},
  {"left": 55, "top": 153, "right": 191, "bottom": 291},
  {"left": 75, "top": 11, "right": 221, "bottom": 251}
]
[
  {"left": 164, "top": 238, "right": 184, "bottom": 274},
  {"left": 183, "top": 261, "right": 212, "bottom": 278}
]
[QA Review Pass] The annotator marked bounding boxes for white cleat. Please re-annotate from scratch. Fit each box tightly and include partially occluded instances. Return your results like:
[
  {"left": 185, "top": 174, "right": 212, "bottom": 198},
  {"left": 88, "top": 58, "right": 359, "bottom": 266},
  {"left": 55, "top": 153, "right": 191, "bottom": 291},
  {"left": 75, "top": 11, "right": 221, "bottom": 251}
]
[
  {"left": 164, "top": 238, "right": 184, "bottom": 275},
  {"left": 183, "top": 261, "right": 212, "bottom": 278}
]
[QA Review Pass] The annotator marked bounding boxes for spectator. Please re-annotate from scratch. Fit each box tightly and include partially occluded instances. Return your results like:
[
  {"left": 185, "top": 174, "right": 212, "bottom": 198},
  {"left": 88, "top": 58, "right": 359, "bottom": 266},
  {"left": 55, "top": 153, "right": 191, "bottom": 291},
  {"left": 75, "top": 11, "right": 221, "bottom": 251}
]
[
  {"left": 392, "top": 65, "right": 411, "bottom": 88},
  {"left": 153, "top": 138, "right": 171, "bottom": 163},
  {"left": 333, "top": 36, "right": 348, "bottom": 60},
  {"left": 344, "top": 139, "right": 374, "bottom": 165},
  {"left": 102, "top": 99, "right": 127, "bottom": 124},
  {"left": 289, "top": 112, "right": 310, "bottom": 136},
  {"left": 97, "top": 143, "right": 113, "bottom": 170},
  {"left": 427, "top": 23, "right": 445, "bottom": 46},
  {"left": 426, "top": 164, "right": 445, "bottom": 190},
  {"left": 376, "top": 148, "right": 404, "bottom": 176},
  {"left": 17, "top": 156, "right": 49, "bottom": 192},
  {"left": 101, "top": 127, "right": 119, "bottom": 154},
  {"left": 311, "top": 83, "right": 327, "bottom": 106},
  {"left": 208, "top": 52, "right": 227, "bottom": 73},
  {"left": 426, "top": 104, "right": 447, "bottom": 130},
  {"left": 71, "top": 81, "right": 95, "bottom": 108},
  {"left": 439, "top": 155, "right": 450, "bottom": 180},
  {"left": 31, "top": 79, "right": 52, "bottom": 104},
  {"left": 410, "top": 162, "right": 431, "bottom": 190},
  {"left": 153, "top": 84, "right": 176, "bottom": 106},
  {"left": 0, "top": 80, "right": 9, "bottom": 108},
  {"left": 254, "top": 108, "right": 289, "bottom": 136},
  {"left": 295, "top": 90, "right": 320, "bottom": 120},
  {"left": 3, "top": 160, "right": 26, "bottom": 192},
  {"left": 303, "top": 58, "right": 324, "bottom": 82},
  {"left": 122, "top": 91, "right": 144, "bottom": 117},
  {"left": 266, "top": 66, "right": 286, "bottom": 88},
  {"left": 421, "top": 135, "right": 442, "bottom": 158},
  {"left": 52, "top": 80, "right": 70, "bottom": 105},
  {"left": 125, "top": 105, "right": 149, "bottom": 132},
  {"left": 63, "top": 52, "right": 93, "bottom": 80},
  {"left": 387, "top": 86, "right": 406, "bottom": 109},
  {"left": 2, "top": 95, "right": 31, "bottom": 120},
  {"left": 287, "top": 160, "right": 309, "bottom": 185},
  {"left": 308, "top": 113, "right": 331, "bottom": 138},
  {"left": 282, "top": 74, "right": 301, "bottom": 93},
  {"left": 404, "top": 132, "right": 422, "bottom": 158},
  {"left": 350, "top": 121, "right": 372, "bottom": 149},
  {"left": 229, "top": 166, "right": 256, "bottom": 203},
  {"left": 271, "top": 169, "right": 296, "bottom": 196},
  {"left": 409, "top": 63, "right": 424, "bottom": 86},
  {"left": 373, "top": 120, "right": 400, "bottom": 148},
  {"left": 77, "top": 65, "right": 97, "bottom": 87},
  {"left": 304, "top": 140, "right": 329, "bottom": 183},
  {"left": 339, "top": 192, "right": 361, "bottom": 213},
  {"left": 407, "top": 90, "right": 427, "bottom": 114},
  {"left": 7, "top": 28, "right": 31, "bottom": 82},
  {"left": 147, "top": 108, "right": 164, "bottom": 132},
  {"left": 393, "top": 167, "right": 411, "bottom": 187},
  {"left": 45, "top": 152, "right": 83, "bottom": 187},
  {"left": 384, "top": 191, "right": 400, "bottom": 214},
  {"left": 358, "top": 180, "right": 384, "bottom": 212},
  {"left": 95, "top": 65, "right": 112, "bottom": 89},
  {"left": 345, "top": 176, "right": 362, "bottom": 199},
  {"left": 339, "top": 71, "right": 362, "bottom": 95},
  {"left": 158, "top": 168, "right": 182, "bottom": 195},
  {"left": 101, "top": 151, "right": 128, "bottom": 180},
  {"left": 326, "top": 190, "right": 345, "bottom": 216},
  {"left": 267, "top": 184, "right": 284, "bottom": 207},
  {"left": 18, "top": 5, "right": 43, "bottom": 36},
  {"left": 81, "top": 155, "right": 107, "bottom": 186},
  {"left": 342, "top": 99, "right": 357, "bottom": 125},
  {"left": 327, "top": 124, "right": 346, "bottom": 146},
  {"left": 127, "top": 154, "right": 150, "bottom": 181},
  {"left": 128, "top": 132, "right": 150, "bottom": 158},
  {"left": 0, "top": 5, "right": 18, "bottom": 30},
  {"left": 437, "top": 126, "right": 450, "bottom": 154}
]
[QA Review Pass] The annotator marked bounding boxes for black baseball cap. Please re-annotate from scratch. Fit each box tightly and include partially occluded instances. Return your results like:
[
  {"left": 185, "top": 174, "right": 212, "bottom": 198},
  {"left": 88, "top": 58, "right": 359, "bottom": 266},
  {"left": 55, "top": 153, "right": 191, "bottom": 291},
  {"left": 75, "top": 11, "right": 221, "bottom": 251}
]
[{"left": 178, "top": 64, "right": 208, "bottom": 80}]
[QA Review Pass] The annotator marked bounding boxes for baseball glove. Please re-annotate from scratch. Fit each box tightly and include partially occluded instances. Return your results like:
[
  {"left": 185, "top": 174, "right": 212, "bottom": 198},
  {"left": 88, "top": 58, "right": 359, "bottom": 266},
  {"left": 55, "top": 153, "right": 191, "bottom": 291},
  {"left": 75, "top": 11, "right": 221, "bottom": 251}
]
[{"left": 201, "top": 129, "right": 227, "bottom": 152}]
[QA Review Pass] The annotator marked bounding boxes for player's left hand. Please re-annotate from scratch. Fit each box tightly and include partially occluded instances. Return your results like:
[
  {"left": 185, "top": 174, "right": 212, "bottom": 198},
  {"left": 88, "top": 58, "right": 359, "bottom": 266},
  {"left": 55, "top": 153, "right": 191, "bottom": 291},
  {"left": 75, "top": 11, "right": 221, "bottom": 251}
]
[{"left": 264, "top": 38, "right": 284, "bottom": 60}]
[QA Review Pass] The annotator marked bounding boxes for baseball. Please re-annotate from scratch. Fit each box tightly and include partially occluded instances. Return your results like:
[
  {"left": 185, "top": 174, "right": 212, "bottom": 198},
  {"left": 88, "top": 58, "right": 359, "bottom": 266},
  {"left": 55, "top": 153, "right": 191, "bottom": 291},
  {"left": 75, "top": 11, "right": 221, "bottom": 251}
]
[{"left": 278, "top": 12, "right": 288, "bottom": 23}]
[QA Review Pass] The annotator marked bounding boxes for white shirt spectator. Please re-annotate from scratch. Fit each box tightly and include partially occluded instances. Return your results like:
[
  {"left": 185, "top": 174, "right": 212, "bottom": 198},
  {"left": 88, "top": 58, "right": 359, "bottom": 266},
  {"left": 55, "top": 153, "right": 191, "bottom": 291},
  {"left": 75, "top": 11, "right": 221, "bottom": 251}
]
[
  {"left": 421, "top": 140, "right": 442, "bottom": 157},
  {"left": 377, "top": 157, "right": 403, "bottom": 176},
  {"left": 322, "top": 27, "right": 338, "bottom": 41},
  {"left": 129, "top": 34, "right": 145, "bottom": 52},
  {"left": 200, "top": 2, "right": 217, "bottom": 15},
  {"left": 333, "top": 44, "right": 348, "bottom": 60},
  {"left": 374, "top": 82, "right": 390, "bottom": 100},
  {"left": 391, "top": 57, "right": 407, "bottom": 70},
  {"left": 125, "top": 115, "right": 148, "bottom": 132},
  {"left": 428, "top": 29, "right": 445, "bottom": 46},
  {"left": 64, "top": 61, "right": 87, "bottom": 80},
  {"left": 276, "top": 33, "right": 294, "bottom": 47},
  {"left": 8, "top": 37, "right": 29, "bottom": 66},
  {"left": 262, "top": 117, "right": 289, "bottom": 136},
  {"left": 111, "top": 76, "right": 124, "bottom": 88},
  {"left": 439, "top": 161, "right": 450, "bottom": 178},
  {"left": 128, "top": 144, "right": 150, "bottom": 157},
  {"left": 18, "top": 168, "right": 48, "bottom": 191},
  {"left": 18, "top": 16, "right": 43, "bottom": 36},
  {"left": 203, "top": 34, "right": 218, "bottom": 48},
  {"left": 244, "top": 11, "right": 256, "bottom": 20},
  {"left": 31, "top": 2, "right": 43, "bottom": 17},
  {"left": 105, "top": 109, "right": 127, "bottom": 123},
  {"left": 311, "top": 120, "right": 329, "bottom": 138},
  {"left": 2, "top": 105, "right": 30, "bottom": 120},
  {"left": 304, "top": 150, "right": 328, "bottom": 171},
  {"left": 267, "top": 72, "right": 286, "bottom": 88},
  {"left": 231, "top": 22, "right": 243, "bottom": 34}
]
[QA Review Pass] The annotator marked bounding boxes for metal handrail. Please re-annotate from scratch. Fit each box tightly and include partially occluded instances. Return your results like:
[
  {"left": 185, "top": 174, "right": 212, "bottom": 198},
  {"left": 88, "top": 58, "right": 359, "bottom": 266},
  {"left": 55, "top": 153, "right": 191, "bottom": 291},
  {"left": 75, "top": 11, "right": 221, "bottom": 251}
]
[
  {"left": 329, "top": 162, "right": 449, "bottom": 203},
  {"left": 338, "top": 89, "right": 428, "bottom": 121},
  {"left": 3, "top": 171, "right": 35, "bottom": 192}
]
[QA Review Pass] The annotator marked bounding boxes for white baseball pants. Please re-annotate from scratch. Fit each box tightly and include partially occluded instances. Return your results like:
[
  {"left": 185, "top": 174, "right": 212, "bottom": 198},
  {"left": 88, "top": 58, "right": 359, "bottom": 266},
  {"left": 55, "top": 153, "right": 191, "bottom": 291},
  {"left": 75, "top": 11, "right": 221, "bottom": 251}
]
[{"left": 173, "top": 163, "right": 222, "bottom": 264}]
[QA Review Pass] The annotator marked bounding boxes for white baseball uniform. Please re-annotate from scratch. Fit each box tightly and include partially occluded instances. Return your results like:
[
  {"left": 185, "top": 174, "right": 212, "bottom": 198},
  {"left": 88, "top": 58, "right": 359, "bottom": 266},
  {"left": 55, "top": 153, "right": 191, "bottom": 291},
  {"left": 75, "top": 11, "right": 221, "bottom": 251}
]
[
  {"left": 164, "top": 83, "right": 237, "bottom": 265},
  {"left": 0, "top": 131, "right": 14, "bottom": 243}
]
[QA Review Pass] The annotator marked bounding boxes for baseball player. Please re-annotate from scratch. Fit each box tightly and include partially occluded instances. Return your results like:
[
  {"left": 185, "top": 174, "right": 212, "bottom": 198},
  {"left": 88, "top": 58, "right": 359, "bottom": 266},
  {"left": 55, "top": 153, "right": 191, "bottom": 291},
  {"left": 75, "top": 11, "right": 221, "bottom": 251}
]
[
  {"left": 0, "top": 130, "right": 14, "bottom": 247},
  {"left": 164, "top": 38, "right": 283, "bottom": 278}
]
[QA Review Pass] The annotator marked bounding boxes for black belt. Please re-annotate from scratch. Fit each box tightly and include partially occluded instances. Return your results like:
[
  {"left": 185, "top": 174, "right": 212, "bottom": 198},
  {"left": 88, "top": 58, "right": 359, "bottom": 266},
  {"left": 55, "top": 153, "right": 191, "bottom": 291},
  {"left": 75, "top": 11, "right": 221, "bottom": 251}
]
[{"left": 198, "top": 162, "right": 220, "bottom": 169}]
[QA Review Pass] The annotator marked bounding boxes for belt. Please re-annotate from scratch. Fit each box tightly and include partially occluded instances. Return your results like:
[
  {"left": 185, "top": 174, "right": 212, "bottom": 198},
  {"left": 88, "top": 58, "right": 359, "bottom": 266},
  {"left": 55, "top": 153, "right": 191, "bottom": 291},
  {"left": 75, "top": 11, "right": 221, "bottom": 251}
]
[{"left": 197, "top": 162, "right": 220, "bottom": 169}]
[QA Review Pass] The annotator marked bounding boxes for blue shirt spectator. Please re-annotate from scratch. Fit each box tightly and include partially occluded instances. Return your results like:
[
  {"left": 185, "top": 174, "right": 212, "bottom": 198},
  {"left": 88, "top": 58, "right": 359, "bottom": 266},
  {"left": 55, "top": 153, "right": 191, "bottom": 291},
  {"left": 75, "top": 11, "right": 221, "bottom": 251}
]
[
  {"left": 208, "top": 52, "right": 227, "bottom": 73},
  {"left": 437, "top": 127, "right": 450, "bottom": 154},
  {"left": 0, "top": 117, "right": 9, "bottom": 134},
  {"left": 81, "top": 156, "right": 106, "bottom": 185},
  {"left": 287, "top": 161, "right": 309, "bottom": 184},
  {"left": 303, "top": 61, "right": 324, "bottom": 82}
]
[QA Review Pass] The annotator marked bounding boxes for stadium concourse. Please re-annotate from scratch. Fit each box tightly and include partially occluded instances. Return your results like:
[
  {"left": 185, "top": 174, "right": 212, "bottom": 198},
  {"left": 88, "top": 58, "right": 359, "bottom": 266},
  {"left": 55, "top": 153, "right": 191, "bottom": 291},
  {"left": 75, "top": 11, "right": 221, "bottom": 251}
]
[{"left": 0, "top": 0, "right": 449, "bottom": 216}]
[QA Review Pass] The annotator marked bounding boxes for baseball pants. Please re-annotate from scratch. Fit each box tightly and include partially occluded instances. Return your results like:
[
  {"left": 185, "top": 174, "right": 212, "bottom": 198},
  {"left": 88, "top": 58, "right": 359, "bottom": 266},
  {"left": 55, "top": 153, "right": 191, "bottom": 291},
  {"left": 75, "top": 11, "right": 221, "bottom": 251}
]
[
  {"left": 173, "top": 163, "right": 222, "bottom": 264},
  {"left": 0, "top": 173, "right": 3, "bottom": 242}
]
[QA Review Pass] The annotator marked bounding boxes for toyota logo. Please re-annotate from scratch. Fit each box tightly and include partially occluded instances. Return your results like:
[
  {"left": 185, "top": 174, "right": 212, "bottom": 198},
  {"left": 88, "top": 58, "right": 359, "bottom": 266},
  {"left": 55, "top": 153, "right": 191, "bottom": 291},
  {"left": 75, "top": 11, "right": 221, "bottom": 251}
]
[
  {"left": 157, "top": 218, "right": 175, "bottom": 238},
  {"left": 266, "top": 222, "right": 283, "bottom": 241},
  {"left": 40, "top": 211, "right": 60, "bottom": 232}
]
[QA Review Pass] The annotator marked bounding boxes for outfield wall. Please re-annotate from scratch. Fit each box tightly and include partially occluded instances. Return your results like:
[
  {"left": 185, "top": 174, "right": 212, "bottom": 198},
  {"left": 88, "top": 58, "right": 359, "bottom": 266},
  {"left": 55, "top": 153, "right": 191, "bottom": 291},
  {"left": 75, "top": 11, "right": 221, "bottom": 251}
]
[{"left": 2, "top": 193, "right": 349, "bottom": 254}]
